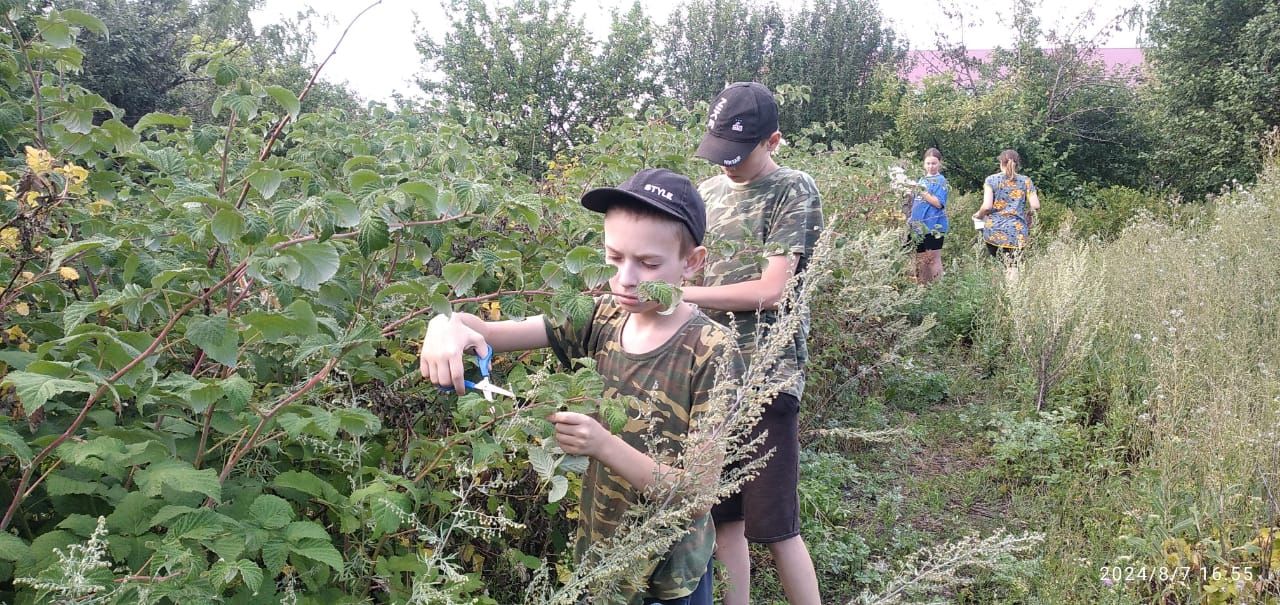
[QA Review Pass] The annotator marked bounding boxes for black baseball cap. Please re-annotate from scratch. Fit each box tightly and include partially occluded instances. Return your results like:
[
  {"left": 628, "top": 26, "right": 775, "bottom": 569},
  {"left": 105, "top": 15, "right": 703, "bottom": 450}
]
[
  {"left": 695, "top": 82, "right": 780, "bottom": 167},
  {"left": 580, "top": 168, "right": 706, "bottom": 245}
]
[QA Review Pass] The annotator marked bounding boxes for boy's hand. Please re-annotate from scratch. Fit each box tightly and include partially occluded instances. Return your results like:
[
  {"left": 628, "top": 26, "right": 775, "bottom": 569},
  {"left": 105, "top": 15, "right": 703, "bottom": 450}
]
[
  {"left": 419, "top": 313, "right": 489, "bottom": 394},
  {"left": 549, "top": 412, "right": 612, "bottom": 457}
]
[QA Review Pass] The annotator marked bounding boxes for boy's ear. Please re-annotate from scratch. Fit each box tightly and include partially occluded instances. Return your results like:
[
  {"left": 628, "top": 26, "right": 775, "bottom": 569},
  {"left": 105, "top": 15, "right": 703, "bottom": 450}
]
[
  {"left": 765, "top": 131, "right": 782, "bottom": 152},
  {"left": 683, "top": 246, "right": 708, "bottom": 278}
]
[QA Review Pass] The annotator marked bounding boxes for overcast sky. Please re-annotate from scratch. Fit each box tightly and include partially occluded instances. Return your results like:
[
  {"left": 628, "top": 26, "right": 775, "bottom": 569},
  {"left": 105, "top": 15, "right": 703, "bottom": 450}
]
[{"left": 250, "top": 0, "right": 1144, "bottom": 103}]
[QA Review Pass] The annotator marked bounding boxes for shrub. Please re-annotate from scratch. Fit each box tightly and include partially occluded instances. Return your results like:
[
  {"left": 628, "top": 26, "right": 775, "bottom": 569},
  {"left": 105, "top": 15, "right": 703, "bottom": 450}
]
[{"left": 987, "top": 408, "right": 1089, "bottom": 485}]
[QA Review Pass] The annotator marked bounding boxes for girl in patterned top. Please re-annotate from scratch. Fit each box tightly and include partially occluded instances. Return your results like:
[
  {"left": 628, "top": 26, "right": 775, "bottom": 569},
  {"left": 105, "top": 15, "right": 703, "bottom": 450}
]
[{"left": 974, "top": 149, "right": 1040, "bottom": 260}]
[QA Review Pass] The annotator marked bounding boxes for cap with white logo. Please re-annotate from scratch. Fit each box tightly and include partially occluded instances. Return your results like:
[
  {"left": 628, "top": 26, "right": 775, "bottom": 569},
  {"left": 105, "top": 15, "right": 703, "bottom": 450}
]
[
  {"left": 695, "top": 82, "right": 780, "bottom": 167},
  {"left": 580, "top": 168, "right": 706, "bottom": 245}
]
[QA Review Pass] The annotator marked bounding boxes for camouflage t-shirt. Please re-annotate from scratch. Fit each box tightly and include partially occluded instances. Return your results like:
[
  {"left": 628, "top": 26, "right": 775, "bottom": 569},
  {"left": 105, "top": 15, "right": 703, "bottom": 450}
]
[
  {"left": 698, "top": 167, "right": 824, "bottom": 399},
  {"left": 543, "top": 297, "right": 742, "bottom": 603}
]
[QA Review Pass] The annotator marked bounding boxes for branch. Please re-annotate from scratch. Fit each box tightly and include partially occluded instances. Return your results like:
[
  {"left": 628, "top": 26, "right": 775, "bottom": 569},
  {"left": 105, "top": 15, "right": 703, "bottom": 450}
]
[{"left": 0, "top": 261, "right": 251, "bottom": 531}]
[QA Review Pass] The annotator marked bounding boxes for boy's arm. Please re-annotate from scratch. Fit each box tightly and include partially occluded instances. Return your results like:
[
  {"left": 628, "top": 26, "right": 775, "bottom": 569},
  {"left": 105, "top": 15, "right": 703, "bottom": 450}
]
[
  {"left": 550, "top": 413, "right": 719, "bottom": 512},
  {"left": 681, "top": 253, "right": 799, "bottom": 312},
  {"left": 419, "top": 312, "right": 549, "bottom": 393}
]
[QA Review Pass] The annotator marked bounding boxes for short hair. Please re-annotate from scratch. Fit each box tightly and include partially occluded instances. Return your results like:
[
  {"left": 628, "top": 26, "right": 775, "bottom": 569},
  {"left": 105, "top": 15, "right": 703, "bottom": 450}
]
[{"left": 603, "top": 200, "right": 698, "bottom": 257}]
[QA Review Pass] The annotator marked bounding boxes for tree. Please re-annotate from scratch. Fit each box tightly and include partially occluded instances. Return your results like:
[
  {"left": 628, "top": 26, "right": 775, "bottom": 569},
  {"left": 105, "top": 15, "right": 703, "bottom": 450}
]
[
  {"left": 769, "top": 0, "right": 906, "bottom": 142},
  {"left": 658, "top": 0, "right": 784, "bottom": 106},
  {"left": 874, "top": 4, "right": 1151, "bottom": 196},
  {"left": 1144, "top": 0, "right": 1280, "bottom": 196},
  {"left": 417, "top": 0, "right": 657, "bottom": 175}
]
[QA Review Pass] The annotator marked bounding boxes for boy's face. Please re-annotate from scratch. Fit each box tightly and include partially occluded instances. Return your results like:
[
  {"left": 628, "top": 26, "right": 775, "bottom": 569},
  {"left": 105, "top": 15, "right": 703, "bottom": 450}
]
[
  {"left": 720, "top": 132, "right": 780, "bottom": 184},
  {"left": 602, "top": 211, "right": 705, "bottom": 314}
]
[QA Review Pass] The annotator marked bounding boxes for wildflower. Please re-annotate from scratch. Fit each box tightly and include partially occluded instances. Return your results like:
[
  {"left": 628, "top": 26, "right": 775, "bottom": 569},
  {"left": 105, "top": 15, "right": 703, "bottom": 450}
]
[
  {"left": 1102, "top": 577, "right": 1115, "bottom": 587},
  {"left": 0, "top": 227, "right": 18, "bottom": 251},
  {"left": 58, "top": 266, "right": 80, "bottom": 281},
  {"left": 24, "top": 146, "right": 53, "bottom": 173}
]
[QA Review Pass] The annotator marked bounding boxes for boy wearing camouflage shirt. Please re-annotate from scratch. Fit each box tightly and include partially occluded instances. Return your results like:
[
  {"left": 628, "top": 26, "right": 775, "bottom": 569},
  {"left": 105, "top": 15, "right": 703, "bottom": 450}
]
[
  {"left": 682, "top": 82, "right": 824, "bottom": 605},
  {"left": 420, "top": 169, "right": 743, "bottom": 604}
]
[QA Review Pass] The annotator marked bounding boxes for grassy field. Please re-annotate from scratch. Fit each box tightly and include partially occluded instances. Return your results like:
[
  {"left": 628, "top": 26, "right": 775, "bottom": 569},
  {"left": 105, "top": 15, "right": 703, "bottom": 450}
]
[{"left": 760, "top": 160, "right": 1280, "bottom": 604}]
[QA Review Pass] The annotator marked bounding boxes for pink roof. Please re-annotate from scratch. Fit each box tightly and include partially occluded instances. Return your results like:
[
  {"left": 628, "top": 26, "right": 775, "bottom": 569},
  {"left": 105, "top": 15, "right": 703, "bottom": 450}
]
[{"left": 904, "top": 48, "right": 1145, "bottom": 86}]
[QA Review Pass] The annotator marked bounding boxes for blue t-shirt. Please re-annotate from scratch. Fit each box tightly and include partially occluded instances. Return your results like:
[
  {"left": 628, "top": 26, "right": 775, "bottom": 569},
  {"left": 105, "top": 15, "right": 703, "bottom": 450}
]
[{"left": 908, "top": 174, "right": 949, "bottom": 235}]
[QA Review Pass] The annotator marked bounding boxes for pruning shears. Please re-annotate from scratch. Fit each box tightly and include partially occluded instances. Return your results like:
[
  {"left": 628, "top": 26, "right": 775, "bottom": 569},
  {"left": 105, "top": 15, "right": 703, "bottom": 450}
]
[{"left": 438, "top": 346, "right": 516, "bottom": 402}]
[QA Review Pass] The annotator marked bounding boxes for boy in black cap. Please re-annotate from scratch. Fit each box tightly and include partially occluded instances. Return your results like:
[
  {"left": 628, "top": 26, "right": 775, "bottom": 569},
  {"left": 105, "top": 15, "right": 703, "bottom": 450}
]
[
  {"left": 682, "top": 82, "right": 824, "bottom": 605},
  {"left": 420, "top": 168, "right": 743, "bottom": 604}
]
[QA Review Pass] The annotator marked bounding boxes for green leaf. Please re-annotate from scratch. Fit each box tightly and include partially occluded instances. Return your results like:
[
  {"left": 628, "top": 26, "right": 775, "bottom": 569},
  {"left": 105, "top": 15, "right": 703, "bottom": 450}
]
[
  {"left": 211, "top": 208, "right": 245, "bottom": 244},
  {"left": 59, "top": 9, "right": 108, "bottom": 37},
  {"left": 249, "top": 168, "right": 283, "bottom": 200},
  {"left": 240, "top": 213, "right": 270, "bottom": 245},
  {"left": 224, "top": 94, "right": 258, "bottom": 121},
  {"left": 273, "top": 471, "right": 342, "bottom": 503},
  {"left": 136, "top": 460, "right": 221, "bottom": 502},
  {"left": 236, "top": 559, "right": 264, "bottom": 594},
  {"left": 0, "top": 421, "right": 32, "bottom": 465},
  {"left": 342, "top": 156, "right": 378, "bottom": 174},
  {"left": 220, "top": 374, "right": 253, "bottom": 409},
  {"left": 548, "top": 475, "right": 569, "bottom": 503},
  {"left": 564, "top": 245, "right": 598, "bottom": 274},
  {"left": 540, "top": 262, "right": 566, "bottom": 289},
  {"left": 357, "top": 212, "right": 389, "bottom": 255},
  {"left": 580, "top": 264, "right": 617, "bottom": 289},
  {"left": 50, "top": 235, "right": 122, "bottom": 270},
  {"left": 262, "top": 540, "right": 289, "bottom": 575},
  {"left": 242, "top": 300, "right": 317, "bottom": 342},
  {"left": 0, "top": 532, "right": 31, "bottom": 563},
  {"left": 398, "top": 181, "right": 439, "bottom": 205},
  {"left": 45, "top": 472, "right": 102, "bottom": 496},
  {"left": 527, "top": 445, "right": 556, "bottom": 480},
  {"left": 133, "top": 112, "right": 191, "bottom": 133},
  {"left": 601, "top": 398, "right": 627, "bottom": 433},
  {"left": 250, "top": 494, "right": 294, "bottom": 530},
  {"left": 281, "top": 242, "right": 340, "bottom": 291},
  {"left": 290, "top": 538, "right": 343, "bottom": 572},
  {"left": 99, "top": 118, "right": 139, "bottom": 152},
  {"left": 348, "top": 169, "right": 381, "bottom": 192},
  {"left": 326, "top": 192, "right": 361, "bottom": 227},
  {"left": 264, "top": 85, "right": 300, "bottom": 119},
  {"left": 213, "top": 62, "right": 239, "bottom": 86},
  {"left": 284, "top": 520, "right": 331, "bottom": 543},
  {"left": 1, "top": 371, "right": 95, "bottom": 414},
  {"left": 186, "top": 313, "right": 239, "bottom": 367},
  {"left": 193, "top": 125, "right": 220, "bottom": 153},
  {"left": 442, "top": 262, "right": 483, "bottom": 296},
  {"left": 552, "top": 289, "right": 595, "bottom": 328},
  {"left": 36, "top": 17, "right": 73, "bottom": 48}
]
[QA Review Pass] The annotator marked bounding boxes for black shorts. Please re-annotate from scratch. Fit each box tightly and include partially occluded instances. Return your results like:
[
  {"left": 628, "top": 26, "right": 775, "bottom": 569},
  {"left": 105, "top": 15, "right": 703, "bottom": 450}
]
[
  {"left": 985, "top": 243, "right": 1022, "bottom": 261},
  {"left": 711, "top": 392, "right": 801, "bottom": 543},
  {"left": 915, "top": 234, "right": 944, "bottom": 253}
]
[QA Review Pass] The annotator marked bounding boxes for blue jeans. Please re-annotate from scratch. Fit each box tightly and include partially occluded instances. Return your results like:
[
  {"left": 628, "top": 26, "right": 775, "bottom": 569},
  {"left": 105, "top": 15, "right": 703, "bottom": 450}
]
[{"left": 643, "top": 560, "right": 713, "bottom": 605}]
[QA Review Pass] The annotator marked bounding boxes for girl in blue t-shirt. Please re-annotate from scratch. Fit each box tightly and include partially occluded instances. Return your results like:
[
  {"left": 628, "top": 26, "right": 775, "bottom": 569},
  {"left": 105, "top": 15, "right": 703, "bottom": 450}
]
[{"left": 908, "top": 148, "right": 949, "bottom": 284}]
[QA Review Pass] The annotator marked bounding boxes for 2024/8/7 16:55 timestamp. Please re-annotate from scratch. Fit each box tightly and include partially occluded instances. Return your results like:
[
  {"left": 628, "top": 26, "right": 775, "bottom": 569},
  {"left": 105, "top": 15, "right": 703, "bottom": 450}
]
[{"left": 1099, "top": 565, "right": 1259, "bottom": 584}]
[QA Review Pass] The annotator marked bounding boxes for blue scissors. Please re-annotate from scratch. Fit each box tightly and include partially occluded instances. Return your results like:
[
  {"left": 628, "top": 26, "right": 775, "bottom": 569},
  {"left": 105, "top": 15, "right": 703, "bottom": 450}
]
[{"left": 438, "top": 346, "right": 516, "bottom": 401}]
